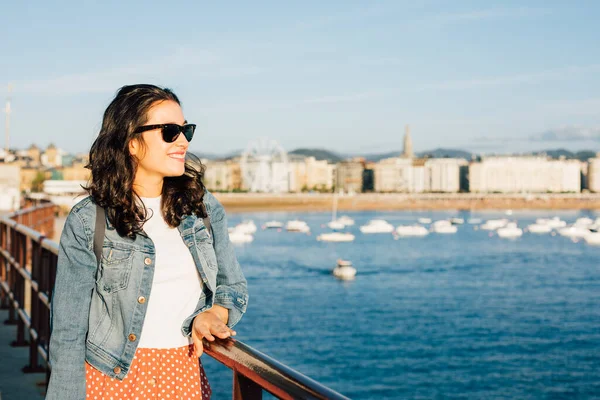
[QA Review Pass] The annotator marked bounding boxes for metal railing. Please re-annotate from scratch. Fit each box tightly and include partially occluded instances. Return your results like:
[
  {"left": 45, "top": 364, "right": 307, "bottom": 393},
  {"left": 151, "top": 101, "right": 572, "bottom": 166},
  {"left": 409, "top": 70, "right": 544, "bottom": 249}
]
[{"left": 0, "top": 203, "right": 349, "bottom": 399}]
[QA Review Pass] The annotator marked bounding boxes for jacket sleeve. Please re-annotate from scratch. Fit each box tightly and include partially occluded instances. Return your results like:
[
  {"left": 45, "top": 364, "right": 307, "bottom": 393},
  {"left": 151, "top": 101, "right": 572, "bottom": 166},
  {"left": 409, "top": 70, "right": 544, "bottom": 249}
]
[
  {"left": 208, "top": 193, "right": 249, "bottom": 328},
  {"left": 46, "top": 210, "right": 97, "bottom": 400}
]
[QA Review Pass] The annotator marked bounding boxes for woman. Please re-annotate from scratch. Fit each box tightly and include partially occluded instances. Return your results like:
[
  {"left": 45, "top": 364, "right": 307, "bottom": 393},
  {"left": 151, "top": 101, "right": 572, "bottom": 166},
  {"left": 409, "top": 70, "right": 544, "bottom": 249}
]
[{"left": 47, "top": 84, "right": 248, "bottom": 399}]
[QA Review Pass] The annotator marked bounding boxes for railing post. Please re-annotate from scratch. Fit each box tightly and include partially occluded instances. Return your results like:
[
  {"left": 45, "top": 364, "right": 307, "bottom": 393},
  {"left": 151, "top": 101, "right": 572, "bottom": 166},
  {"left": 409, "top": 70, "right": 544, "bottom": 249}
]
[
  {"left": 4, "top": 225, "right": 17, "bottom": 325},
  {"left": 24, "top": 238, "right": 45, "bottom": 373},
  {"left": 233, "top": 371, "right": 262, "bottom": 400},
  {"left": 12, "top": 232, "right": 29, "bottom": 347}
]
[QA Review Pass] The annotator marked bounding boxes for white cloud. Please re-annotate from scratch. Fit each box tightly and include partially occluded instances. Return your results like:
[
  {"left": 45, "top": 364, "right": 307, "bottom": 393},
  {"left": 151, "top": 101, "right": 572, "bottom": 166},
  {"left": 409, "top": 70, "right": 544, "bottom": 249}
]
[
  {"left": 530, "top": 126, "right": 600, "bottom": 142},
  {"left": 12, "top": 48, "right": 263, "bottom": 96},
  {"left": 419, "top": 65, "right": 600, "bottom": 91}
]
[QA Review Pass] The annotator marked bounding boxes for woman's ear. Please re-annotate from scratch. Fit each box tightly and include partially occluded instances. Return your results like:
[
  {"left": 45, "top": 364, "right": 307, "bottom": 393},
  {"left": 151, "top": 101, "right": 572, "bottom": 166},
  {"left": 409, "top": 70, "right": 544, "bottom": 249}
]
[{"left": 129, "top": 138, "right": 141, "bottom": 158}]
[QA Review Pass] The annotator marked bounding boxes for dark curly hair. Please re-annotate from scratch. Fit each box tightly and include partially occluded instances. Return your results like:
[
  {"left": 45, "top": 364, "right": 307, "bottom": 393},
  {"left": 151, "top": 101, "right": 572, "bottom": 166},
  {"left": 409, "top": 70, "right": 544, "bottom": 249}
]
[{"left": 85, "top": 84, "right": 207, "bottom": 238}]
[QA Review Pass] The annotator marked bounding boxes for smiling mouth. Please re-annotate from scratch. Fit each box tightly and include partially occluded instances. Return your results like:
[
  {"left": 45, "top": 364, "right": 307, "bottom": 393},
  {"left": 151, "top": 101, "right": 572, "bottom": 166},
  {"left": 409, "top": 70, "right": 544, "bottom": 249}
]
[{"left": 168, "top": 153, "right": 186, "bottom": 160}]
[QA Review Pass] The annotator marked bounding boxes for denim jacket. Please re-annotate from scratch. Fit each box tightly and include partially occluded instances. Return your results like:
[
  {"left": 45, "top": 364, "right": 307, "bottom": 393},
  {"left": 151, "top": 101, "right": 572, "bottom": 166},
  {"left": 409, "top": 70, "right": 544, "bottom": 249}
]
[{"left": 46, "top": 191, "right": 248, "bottom": 400}]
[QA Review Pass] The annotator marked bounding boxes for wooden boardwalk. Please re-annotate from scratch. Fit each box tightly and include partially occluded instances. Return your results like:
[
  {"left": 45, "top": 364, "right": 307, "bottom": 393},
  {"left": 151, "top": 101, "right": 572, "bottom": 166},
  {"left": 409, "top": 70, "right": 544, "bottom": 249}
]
[{"left": 0, "top": 309, "right": 45, "bottom": 399}]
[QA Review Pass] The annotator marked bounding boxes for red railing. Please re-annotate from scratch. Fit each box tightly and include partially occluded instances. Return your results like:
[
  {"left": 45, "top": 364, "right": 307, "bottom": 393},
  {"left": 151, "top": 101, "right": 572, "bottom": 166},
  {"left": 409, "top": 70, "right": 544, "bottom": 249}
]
[{"left": 0, "top": 203, "right": 349, "bottom": 399}]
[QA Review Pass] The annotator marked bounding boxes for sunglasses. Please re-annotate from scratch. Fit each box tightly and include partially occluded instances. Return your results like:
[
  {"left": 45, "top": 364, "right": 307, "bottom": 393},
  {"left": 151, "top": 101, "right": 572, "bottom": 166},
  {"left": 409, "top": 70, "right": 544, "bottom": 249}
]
[{"left": 133, "top": 123, "right": 196, "bottom": 143}]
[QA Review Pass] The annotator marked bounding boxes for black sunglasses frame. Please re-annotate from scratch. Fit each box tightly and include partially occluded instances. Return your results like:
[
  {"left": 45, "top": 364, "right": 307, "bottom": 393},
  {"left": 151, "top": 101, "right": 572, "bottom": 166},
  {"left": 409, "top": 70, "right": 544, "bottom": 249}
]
[{"left": 133, "top": 123, "right": 196, "bottom": 143}]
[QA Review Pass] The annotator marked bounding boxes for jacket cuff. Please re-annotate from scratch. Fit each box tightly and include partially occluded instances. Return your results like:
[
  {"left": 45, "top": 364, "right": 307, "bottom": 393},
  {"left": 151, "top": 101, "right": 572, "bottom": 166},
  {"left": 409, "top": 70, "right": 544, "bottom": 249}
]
[{"left": 214, "top": 287, "right": 248, "bottom": 328}]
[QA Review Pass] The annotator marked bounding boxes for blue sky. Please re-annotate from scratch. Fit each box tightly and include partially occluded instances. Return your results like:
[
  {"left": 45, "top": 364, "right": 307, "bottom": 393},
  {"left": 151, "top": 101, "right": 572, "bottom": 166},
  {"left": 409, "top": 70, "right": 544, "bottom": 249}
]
[{"left": 2, "top": 1, "right": 600, "bottom": 156}]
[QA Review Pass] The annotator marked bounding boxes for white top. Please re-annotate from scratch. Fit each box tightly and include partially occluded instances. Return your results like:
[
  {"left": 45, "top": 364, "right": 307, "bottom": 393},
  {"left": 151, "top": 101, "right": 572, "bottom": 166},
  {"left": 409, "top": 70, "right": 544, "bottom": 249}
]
[{"left": 137, "top": 196, "right": 203, "bottom": 348}]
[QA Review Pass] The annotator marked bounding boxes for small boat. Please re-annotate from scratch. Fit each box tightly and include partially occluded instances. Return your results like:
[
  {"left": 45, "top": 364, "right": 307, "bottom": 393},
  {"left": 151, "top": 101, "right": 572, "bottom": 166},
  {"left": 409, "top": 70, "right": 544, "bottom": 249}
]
[
  {"left": 360, "top": 219, "right": 395, "bottom": 234},
  {"left": 574, "top": 217, "right": 594, "bottom": 227},
  {"left": 337, "top": 215, "right": 355, "bottom": 226},
  {"left": 537, "top": 217, "right": 566, "bottom": 229},
  {"left": 263, "top": 220, "right": 283, "bottom": 229},
  {"left": 418, "top": 218, "right": 432, "bottom": 224},
  {"left": 527, "top": 223, "right": 552, "bottom": 234},
  {"left": 584, "top": 232, "right": 600, "bottom": 245},
  {"left": 228, "top": 229, "right": 254, "bottom": 244},
  {"left": 234, "top": 220, "right": 257, "bottom": 234},
  {"left": 332, "top": 259, "right": 356, "bottom": 280},
  {"left": 497, "top": 222, "right": 523, "bottom": 238},
  {"left": 395, "top": 225, "right": 429, "bottom": 237},
  {"left": 327, "top": 220, "right": 346, "bottom": 230},
  {"left": 558, "top": 226, "right": 590, "bottom": 238},
  {"left": 317, "top": 232, "right": 355, "bottom": 242},
  {"left": 450, "top": 218, "right": 464, "bottom": 225},
  {"left": 286, "top": 220, "right": 310, "bottom": 233},
  {"left": 430, "top": 220, "right": 458, "bottom": 234},
  {"left": 480, "top": 219, "right": 508, "bottom": 230}
]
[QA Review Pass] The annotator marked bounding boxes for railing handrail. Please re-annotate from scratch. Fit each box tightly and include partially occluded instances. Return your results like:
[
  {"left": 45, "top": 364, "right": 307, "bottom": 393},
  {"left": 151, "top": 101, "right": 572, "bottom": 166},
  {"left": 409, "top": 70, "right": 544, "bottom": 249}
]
[{"left": 0, "top": 204, "right": 349, "bottom": 399}]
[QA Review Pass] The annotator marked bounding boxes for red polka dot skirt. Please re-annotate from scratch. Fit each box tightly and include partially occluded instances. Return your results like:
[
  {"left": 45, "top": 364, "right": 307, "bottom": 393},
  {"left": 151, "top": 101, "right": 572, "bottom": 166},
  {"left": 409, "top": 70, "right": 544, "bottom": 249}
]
[{"left": 85, "top": 345, "right": 211, "bottom": 399}]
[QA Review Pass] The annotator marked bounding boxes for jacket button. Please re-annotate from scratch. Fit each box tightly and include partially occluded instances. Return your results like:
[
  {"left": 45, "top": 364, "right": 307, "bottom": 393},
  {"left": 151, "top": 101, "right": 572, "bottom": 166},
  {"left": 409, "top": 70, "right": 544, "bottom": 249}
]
[
  {"left": 138, "top": 296, "right": 146, "bottom": 304},
  {"left": 144, "top": 257, "right": 152, "bottom": 265},
  {"left": 113, "top": 367, "right": 121, "bottom": 374},
  {"left": 128, "top": 333, "right": 137, "bottom": 342}
]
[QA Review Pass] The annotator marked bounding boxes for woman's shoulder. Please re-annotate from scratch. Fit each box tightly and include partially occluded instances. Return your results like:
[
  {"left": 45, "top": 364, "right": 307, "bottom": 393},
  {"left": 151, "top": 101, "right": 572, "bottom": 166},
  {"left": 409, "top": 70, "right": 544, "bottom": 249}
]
[{"left": 203, "top": 190, "right": 225, "bottom": 216}]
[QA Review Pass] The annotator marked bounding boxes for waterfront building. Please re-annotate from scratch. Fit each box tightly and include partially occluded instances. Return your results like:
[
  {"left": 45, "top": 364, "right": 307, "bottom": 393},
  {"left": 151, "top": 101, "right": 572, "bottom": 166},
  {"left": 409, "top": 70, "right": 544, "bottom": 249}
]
[
  {"left": 305, "top": 157, "right": 335, "bottom": 192},
  {"left": 0, "top": 164, "right": 21, "bottom": 210},
  {"left": 41, "top": 144, "right": 63, "bottom": 168},
  {"left": 374, "top": 157, "right": 412, "bottom": 192},
  {"left": 425, "top": 158, "right": 467, "bottom": 193},
  {"left": 27, "top": 144, "right": 42, "bottom": 166},
  {"left": 588, "top": 157, "right": 600, "bottom": 193},
  {"left": 336, "top": 159, "right": 364, "bottom": 194},
  {"left": 203, "top": 159, "right": 242, "bottom": 191},
  {"left": 469, "top": 156, "right": 581, "bottom": 193}
]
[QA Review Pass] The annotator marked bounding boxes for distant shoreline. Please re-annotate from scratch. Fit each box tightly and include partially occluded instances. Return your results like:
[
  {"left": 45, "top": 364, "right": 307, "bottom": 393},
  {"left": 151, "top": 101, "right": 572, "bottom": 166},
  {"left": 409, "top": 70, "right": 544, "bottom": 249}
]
[{"left": 213, "top": 193, "right": 600, "bottom": 213}]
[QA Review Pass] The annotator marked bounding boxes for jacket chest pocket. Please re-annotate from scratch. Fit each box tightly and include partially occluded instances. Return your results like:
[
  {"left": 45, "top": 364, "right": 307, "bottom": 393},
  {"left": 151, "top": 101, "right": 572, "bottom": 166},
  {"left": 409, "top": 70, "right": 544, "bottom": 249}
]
[
  {"left": 195, "top": 226, "right": 217, "bottom": 270},
  {"left": 98, "top": 246, "right": 134, "bottom": 293}
]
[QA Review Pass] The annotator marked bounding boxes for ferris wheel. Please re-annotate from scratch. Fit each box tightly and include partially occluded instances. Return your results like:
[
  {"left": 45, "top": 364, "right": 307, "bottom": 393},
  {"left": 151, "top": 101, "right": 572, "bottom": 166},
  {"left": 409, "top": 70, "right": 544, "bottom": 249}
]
[{"left": 240, "top": 138, "right": 289, "bottom": 192}]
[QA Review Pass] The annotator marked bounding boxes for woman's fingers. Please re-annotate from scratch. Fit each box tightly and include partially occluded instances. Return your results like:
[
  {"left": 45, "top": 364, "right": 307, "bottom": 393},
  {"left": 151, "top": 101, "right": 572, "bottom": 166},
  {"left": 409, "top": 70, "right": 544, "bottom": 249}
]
[{"left": 191, "top": 330, "right": 204, "bottom": 358}]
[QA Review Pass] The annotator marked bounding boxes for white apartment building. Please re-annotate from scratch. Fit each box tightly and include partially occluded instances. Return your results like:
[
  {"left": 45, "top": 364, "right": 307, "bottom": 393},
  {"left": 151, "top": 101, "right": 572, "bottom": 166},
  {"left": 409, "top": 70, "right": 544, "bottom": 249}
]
[
  {"left": 588, "top": 157, "right": 600, "bottom": 193},
  {"left": 374, "top": 157, "right": 464, "bottom": 193},
  {"left": 425, "top": 158, "right": 466, "bottom": 193},
  {"left": 469, "top": 156, "right": 581, "bottom": 193}
]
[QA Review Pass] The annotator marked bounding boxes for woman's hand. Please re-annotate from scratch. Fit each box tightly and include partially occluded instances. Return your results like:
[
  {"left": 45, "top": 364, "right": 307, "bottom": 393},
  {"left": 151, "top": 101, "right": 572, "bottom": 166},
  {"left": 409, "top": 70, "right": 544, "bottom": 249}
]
[{"left": 191, "top": 305, "right": 235, "bottom": 357}]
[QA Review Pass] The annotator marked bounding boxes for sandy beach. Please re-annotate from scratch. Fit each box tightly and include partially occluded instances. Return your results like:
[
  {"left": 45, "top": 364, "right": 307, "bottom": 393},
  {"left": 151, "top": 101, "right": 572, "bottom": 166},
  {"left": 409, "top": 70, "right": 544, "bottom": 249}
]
[{"left": 213, "top": 193, "right": 600, "bottom": 213}]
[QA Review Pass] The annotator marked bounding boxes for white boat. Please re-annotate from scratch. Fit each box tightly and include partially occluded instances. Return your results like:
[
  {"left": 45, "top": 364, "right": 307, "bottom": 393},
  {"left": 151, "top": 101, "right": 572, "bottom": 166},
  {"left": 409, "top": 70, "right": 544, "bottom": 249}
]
[
  {"left": 527, "top": 223, "right": 552, "bottom": 234},
  {"left": 418, "top": 218, "right": 432, "bottom": 224},
  {"left": 430, "top": 220, "right": 458, "bottom": 234},
  {"left": 450, "top": 218, "right": 464, "bottom": 225},
  {"left": 480, "top": 219, "right": 508, "bottom": 230},
  {"left": 338, "top": 215, "right": 355, "bottom": 226},
  {"left": 228, "top": 229, "right": 254, "bottom": 244},
  {"left": 584, "top": 232, "right": 600, "bottom": 245},
  {"left": 537, "top": 217, "right": 566, "bottom": 229},
  {"left": 263, "top": 220, "right": 283, "bottom": 229},
  {"left": 234, "top": 220, "right": 257, "bottom": 234},
  {"left": 332, "top": 259, "right": 357, "bottom": 280},
  {"left": 327, "top": 220, "right": 346, "bottom": 230},
  {"left": 395, "top": 225, "right": 429, "bottom": 237},
  {"left": 286, "top": 220, "right": 310, "bottom": 233},
  {"left": 497, "top": 222, "right": 523, "bottom": 238},
  {"left": 360, "top": 219, "right": 395, "bottom": 234},
  {"left": 317, "top": 232, "right": 355, "bottom": 242},
  {"left": 575, "top": 217, "right": 594, "bottom": 227},
  {"left": 558, "top": 226, "right": 590, "bottom": 238}
]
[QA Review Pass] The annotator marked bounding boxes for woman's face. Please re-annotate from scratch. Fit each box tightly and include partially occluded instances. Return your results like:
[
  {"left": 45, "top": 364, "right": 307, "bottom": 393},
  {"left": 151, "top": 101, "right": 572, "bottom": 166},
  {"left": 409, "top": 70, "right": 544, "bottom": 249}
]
[{"left": 129, "top": 100, "right": 189, "bottom": 187}]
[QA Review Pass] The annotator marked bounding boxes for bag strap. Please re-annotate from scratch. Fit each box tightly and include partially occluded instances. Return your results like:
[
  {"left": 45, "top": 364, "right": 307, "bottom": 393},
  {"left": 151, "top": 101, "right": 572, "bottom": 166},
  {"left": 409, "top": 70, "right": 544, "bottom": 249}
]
[
  {"left": 94, "top": 205, "right": 105, "bottom": 266},
  {"left": 202, "top": 202, "right": 212, "bottom": 237}
]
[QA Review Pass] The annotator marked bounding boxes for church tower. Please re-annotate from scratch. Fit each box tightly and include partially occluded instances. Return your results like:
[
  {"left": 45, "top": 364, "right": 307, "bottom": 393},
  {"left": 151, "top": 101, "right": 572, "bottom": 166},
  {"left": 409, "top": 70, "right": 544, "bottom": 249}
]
[{"left": 402, "top": 124, "right": 414, "bottom": 158}]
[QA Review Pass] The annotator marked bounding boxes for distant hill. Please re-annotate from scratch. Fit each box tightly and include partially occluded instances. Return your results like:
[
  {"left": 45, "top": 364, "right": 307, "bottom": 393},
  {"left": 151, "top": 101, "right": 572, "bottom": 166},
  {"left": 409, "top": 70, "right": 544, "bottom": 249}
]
[
  {"left": 195, "top": 147, "right": 596, "bottom": 163},
  {"left": 418, "top": 148, "right": 473, "bottom": 159},
  {"left": 533, "top": 149, "right": 597, "bottom": 161},
  {"left": 288, "top": 148, "right": 343, "bottom": 162}
]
